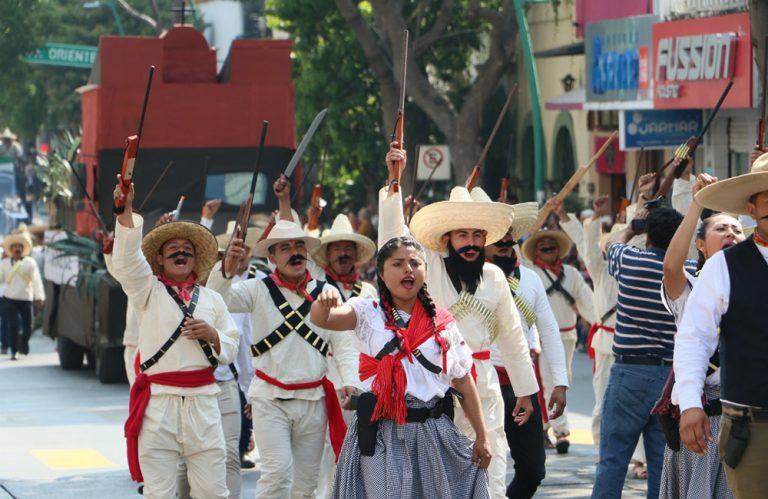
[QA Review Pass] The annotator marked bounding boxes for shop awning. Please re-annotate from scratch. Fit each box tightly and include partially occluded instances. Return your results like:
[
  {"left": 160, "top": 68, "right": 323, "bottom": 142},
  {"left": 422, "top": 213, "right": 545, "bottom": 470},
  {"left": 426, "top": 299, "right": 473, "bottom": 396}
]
[{"left": 545, "top": 86, "right": 585, "bottom": 111}]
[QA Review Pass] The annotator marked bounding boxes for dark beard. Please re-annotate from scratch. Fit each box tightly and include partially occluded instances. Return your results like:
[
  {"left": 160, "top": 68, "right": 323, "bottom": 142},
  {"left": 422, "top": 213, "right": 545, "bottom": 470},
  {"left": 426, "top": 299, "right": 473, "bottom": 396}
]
[
  {"left": 491, "top": 254, "right": 517, "bottom": 276},
  {"left": 444, "top": 244, "right": 484, "bottom": 294}
]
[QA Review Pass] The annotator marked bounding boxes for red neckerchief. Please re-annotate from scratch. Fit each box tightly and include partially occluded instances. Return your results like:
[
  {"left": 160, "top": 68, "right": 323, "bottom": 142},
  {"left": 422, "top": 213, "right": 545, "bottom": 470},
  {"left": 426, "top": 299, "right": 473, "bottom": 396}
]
[
  {"left": 324, "top": 267, "right": 359, "bottom": 290},
  {"left": 754, "top": 232, "right": 768, "bottom": 248},
  {"left": 534, "top": 258, "right": 563, "bottom": 277},
  {"left": 269, "top": 270, "right": 314, "bottom": 302},
  {"left": 157, "top": 272, "right": 198, "bottom": 301},
  {"left": 358, "top": 300, "right": 453, "bottom": 425}
]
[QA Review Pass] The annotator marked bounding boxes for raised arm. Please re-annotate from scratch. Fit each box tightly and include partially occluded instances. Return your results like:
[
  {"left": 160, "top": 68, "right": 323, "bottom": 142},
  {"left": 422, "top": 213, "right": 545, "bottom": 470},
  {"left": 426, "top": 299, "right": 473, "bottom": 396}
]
[
  {"left": 310, "top": 288, "right": 356, "bottom": 331},
  {"left": 378, "top": 142, "right": 409, "bottom": 248}
]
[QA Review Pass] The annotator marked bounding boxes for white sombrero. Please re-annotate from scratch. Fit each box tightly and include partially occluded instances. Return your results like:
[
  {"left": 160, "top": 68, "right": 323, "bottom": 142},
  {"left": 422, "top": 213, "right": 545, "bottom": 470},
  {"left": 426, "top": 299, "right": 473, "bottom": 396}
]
[
  {"left": 696, "top": 153, "right": 768, "bottom": 215},
  {"left": 251, "top": 219, "right": 320, "bottom": 258},
  {"left": 409, "top": 186, "right": 515, "bottom": 252},
  {"left": 0, "top": 128, "right": 17, "bottom": 140},
  {"left": 508, "top": 202, "right": 539, "bottom": 242},
  {"left": 311, "top": 214, "right": 376, "bottom": 267},
  {"left": 521, "top": 229, "right": 572, "bottom": 262},
  {"left": 141, "top": 220, "right": 219, "bottom": 283},
  {"left": 215, "top": 220, "right": 268, "bottom": 251},
  {"left": 2, "top": 232, "right": 32, "bottom": 257}
]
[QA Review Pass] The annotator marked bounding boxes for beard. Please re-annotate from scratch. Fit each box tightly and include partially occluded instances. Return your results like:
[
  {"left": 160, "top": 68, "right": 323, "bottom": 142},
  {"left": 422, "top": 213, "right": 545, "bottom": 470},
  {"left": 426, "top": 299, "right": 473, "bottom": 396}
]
[
  {"left": 491, "top": 254, "right": 517, "bottom": 276},
  {"left": 444, "top": 243, "right": 485, "bottom": 294}
]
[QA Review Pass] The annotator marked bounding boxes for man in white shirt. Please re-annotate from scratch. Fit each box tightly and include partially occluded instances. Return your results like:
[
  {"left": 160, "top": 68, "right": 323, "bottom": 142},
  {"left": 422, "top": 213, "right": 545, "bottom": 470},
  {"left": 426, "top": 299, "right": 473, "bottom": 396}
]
[
  {"left": 0, "top": 230, "right": 44, "bottom": 360},
  {"left": 676, "top": 152, "right": 768, "bottom": 498}
]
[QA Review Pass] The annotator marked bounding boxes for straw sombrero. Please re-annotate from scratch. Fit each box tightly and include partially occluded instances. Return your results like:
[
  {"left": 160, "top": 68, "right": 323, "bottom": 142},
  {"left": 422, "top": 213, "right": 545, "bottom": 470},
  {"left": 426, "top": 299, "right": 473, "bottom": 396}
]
[
  {"left": 141, "top": 220, "right": 219, "bottom": 283},
  {"left": 215, "top": 220, "right": 267, "bottom": 251},
  {"left": 251, "top": 219, "right": 320, "bottom": 258},
  {"left": 696, "top": 153, "right": 768, "bottom": 214},
  {"left": 508, "top": 202, "right": 539, "bottom": 242},
  {"left": 0, "top": 128, "right": 16, "bottom": 140},
  {"left": 2, "top": 232, "right": 32, "bottom": 257},
  {"left": 311, "top": 214, "right": 376, "bottom": 267},
  {"left": 521, "top": 229, "right": 572, "bottom": 262},
  {"left": 409, "top": 186, "right": 515, "bottom": 252}
]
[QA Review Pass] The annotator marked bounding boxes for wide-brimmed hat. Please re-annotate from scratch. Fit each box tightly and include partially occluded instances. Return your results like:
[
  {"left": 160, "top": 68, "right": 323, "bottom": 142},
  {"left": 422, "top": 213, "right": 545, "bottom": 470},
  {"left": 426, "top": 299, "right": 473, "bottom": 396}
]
[
  {"left": 508, "top": 202, "right": 539, "bottom": 242},
  {"left": 215, "top": 220, "right": 267, "bottom": 251},
  {"left": 2, "top": 232, "right": 32, "bottom": 257},
  {"left": 141, "top": 220, "right": 219, "bottom": 282},
  {"left": 409, "top": 186, "right": 515, "bottom": 252},
  {"left": 696, "top": 153, "right": 768, "bottom": 214},
  {"left": 521, "top": 229, "right": 572, "bottom": 262},
  {"left": 0, "top": 128, "right": 16, "bottom": 140},
  {"left": 251, "top": 219, "right": 320, "bottom": 258},
  {"left": 311, "top": 214, "right": 376, "bottom": 267}
]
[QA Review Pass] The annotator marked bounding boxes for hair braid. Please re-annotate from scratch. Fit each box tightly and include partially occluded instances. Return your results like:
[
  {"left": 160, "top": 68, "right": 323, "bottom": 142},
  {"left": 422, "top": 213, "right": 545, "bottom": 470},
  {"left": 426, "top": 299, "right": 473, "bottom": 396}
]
[{"left": 376, "top": 273, "right": 397, "bottom": 326}]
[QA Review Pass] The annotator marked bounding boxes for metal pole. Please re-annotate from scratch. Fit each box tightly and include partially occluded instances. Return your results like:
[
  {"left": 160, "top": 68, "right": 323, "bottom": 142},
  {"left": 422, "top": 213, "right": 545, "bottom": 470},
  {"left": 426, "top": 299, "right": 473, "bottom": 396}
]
[{"left": 106, "top": 0, "right": 126, "bottom": 35}]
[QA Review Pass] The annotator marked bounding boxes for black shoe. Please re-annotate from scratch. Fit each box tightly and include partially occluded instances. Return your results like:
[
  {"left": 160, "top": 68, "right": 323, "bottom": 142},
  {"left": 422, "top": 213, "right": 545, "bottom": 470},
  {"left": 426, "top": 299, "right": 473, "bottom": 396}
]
[
  {"left": 240, "top": 452, "right": 256, "bottom": 469},
  {"left": 137, "top": 484, "right": 143, "bottom": 495},
  {"left": 556, "top": 437, "right": 570, "bottom": 454},
  {"left": 10, "top": 352, "right": 18, "bottom": 361}
]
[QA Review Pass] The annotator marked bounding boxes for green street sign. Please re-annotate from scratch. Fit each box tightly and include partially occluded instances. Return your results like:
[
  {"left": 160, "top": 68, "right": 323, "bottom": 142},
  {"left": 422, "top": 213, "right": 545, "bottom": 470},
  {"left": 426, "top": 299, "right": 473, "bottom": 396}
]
[{"left": 23, "top": 43, "right": 97, "bottom": 69}]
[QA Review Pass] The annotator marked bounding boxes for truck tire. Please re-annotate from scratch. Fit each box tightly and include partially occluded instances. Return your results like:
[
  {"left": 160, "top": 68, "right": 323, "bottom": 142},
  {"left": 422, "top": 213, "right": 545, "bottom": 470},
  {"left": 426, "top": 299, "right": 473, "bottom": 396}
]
[
  {"left": 96, "top": 346, "right": 127, "bottom": 384},
  {"left": 58, "top": 336, "right": 85, "bottom": 370}
]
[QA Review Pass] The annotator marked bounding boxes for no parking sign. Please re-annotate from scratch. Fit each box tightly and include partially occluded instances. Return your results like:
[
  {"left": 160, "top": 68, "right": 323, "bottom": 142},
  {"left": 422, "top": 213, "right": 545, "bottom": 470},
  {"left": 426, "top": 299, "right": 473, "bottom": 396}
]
[{"left": 416, "top": 145, "right": 451, "bottom": 181}]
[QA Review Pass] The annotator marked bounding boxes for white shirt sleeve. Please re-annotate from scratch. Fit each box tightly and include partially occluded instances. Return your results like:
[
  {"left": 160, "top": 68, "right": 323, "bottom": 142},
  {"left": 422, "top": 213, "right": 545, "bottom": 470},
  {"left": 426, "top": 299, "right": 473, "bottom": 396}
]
[
  {"left": 110, "top": 214, "right": 156, "bottom": 309},
  {"left": 560, "top": 218, "right": 584, "bottom": 251},
  {"left": 377, "top": 187, "right": 408, "bottom": 249},
  {"left": 199, "top": 216, "right": 214, "bottom": 230},
  {"left": 673, "top": 251, "right": 729, "bottom": 411}
]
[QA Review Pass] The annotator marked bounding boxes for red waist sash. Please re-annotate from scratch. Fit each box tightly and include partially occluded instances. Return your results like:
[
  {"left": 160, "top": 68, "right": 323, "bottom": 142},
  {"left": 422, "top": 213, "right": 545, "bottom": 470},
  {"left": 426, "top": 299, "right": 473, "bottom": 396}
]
[
  {"left": 470, "top": 350, "right": 491, "bottom": 381},
  {"left": 125, "top": 368, "right": 215, "bottom": 482},
  {"left": 587, "top": 323, "right": 615, "bottom": 360},
  {"left": 255, "top": 369, "right": 346, "bottom": 460}
]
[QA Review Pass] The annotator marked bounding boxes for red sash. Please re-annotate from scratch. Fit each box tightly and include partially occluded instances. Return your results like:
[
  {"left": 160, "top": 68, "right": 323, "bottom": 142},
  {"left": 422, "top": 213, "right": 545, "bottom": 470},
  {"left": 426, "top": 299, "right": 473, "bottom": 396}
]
[
  {"left": 358, "top": 300, "right": 452, "bottom": 425},
  {"left": 494, "top": 366, "right": 511, "bottom": 386},
  {"left": 470, "top": 350, "right": 491, "bottom": 381},
  {"left": 124, "top": 368, "right": 216, "bottom": 482},
  {"left": 587, "top": 323, "right": 615, "bottom": 373},
  {"left": 255, "top": 369, "right": 346, "bottom": 461}
]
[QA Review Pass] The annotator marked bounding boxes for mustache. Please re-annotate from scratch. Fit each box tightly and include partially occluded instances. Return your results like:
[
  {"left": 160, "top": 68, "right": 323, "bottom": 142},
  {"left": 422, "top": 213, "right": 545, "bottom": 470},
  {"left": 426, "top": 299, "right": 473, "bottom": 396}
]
[
  {"left": 168, "top": 250, "right": 194, "bottom": 259},
  {"left": 538, "top": 246, "right": 558, "bottom": 254},
  {"left": 288, "top": 254, "right": 309, "bottom": 265},
  {"left": 493, "top": 240, "right": 516, "bottom": 249},
  {"left": 336, "top": 255, "right": 353, "bottom": 263},
  {"left": 457, "top": 245, "right": 483, "bottom": 254}
]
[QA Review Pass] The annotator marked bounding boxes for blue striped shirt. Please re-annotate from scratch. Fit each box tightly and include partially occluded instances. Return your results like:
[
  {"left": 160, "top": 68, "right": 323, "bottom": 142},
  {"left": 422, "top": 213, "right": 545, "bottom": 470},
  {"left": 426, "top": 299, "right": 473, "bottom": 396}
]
[{"left": 607, "top": 243, "right": 696, "bottom": 360}]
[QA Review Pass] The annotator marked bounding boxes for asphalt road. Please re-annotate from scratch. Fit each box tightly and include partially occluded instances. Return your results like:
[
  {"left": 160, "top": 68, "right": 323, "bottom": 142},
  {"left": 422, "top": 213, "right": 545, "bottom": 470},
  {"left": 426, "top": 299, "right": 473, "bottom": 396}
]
[{"left": 0, "top": 331, "right": 646, "bottom": 498}]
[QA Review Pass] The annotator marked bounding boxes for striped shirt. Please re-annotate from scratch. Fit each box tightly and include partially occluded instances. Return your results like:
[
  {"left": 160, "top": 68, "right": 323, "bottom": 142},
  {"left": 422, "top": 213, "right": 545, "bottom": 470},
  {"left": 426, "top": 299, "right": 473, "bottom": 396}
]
[{"left": 607, "top": 242, "right": 696, "bottom": 360}]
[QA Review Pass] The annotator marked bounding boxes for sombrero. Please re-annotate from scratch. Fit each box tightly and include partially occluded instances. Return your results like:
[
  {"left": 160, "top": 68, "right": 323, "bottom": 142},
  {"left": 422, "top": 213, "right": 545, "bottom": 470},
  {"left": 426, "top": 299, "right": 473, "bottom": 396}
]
[
  {"left": 141, "top": 220, "right": 219, "bottom": 283},
  {"left": 311, "top": 214, "right": 376, "bottom": 267},
  {"left": 409, "top": 186, "right": 515, "bottom": 252},
  {"left": 251, "top": 219, "right": 320, "bottom": 258},
  {"left": 521, "top": 229, "right": 572, "bottom": 262},
  {"left": 508, "top": 202, "right": 539, "bottom": 242},
  {"left": 0, "top": 128, "right": 16, "bottom": 140},
  {"left": 215, "top": 220, "right": 267, "bottom": 251},
  {"left": 2, "top": 232, "right": 32, "bottom": 257},
  {"left": 696, "top": 152, "right": 768, "bottom": 215}
]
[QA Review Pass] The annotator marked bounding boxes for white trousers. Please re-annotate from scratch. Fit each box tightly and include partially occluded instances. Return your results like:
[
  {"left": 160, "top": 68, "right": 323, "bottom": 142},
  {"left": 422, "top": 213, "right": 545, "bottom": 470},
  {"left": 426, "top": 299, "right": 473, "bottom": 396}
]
[
  {"left": 455, "top": 394, "right": 507, "bottom": 499},
  {"left": 178, "top": 380, "right": 242, "bottom": 498},
  {"left": 540, "top": 329, "right": 576, "bottom": 436},
  {"left": 123, "top": 345, "right": 137, "bottom": 387},
  {"left": 252, "top": 397, "right": 327, "bottom": 499},
  {"left": 139, "top": 394, "right": 228, "bottom": 499},
  {"left": 316, "top": 390, "right": 355, "bottom": 499}
]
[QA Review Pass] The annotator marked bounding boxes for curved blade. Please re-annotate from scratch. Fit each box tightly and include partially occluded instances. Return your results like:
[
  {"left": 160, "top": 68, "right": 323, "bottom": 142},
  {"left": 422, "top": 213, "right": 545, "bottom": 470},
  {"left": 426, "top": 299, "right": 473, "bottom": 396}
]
[{"left": 284, "top": 108, "right": 328, "bottom": 179}]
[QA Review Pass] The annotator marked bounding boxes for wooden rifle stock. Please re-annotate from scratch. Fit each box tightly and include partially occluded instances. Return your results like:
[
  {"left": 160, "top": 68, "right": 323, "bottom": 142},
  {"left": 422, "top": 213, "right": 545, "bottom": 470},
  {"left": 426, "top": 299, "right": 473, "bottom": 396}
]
[
  {"left": 391, "top": 30, "right": 408, "bottom": 193},
  {"left": 306, "top": 184, "right": 322, "bottom": 231},
  {"left": 498, "top": 177, "right": 509, "bottom": 203}
]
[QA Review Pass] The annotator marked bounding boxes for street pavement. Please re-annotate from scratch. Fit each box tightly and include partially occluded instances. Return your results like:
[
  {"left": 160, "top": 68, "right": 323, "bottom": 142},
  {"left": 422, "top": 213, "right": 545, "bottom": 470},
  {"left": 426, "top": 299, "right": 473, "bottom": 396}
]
[{"left": 1, "top": 331, "right": 648, "bottom": 498}]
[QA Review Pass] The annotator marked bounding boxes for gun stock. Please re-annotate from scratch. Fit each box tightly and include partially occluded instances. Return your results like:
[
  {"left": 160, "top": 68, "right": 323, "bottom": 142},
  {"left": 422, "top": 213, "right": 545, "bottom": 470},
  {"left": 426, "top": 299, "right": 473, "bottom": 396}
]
[
  {"left": 307, "top": 184, "right": 323, "bottom": 231},
  {"left": 498, "top": 178, "right": 509, "bottom": 203},
  {"left": 465, "top": 166, "right": 481, "bottom": 191}
]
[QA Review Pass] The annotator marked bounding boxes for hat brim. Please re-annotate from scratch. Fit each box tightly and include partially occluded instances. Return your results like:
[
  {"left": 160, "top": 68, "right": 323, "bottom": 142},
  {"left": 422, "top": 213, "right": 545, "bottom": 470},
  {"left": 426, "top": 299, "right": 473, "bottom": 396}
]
[
  {"left": 251, "top": 235, "right": 321, "bottom": 258},
  {"left": 3, "top": 234, "right": 32, "bottom": 257},
  {"left": 141, "top": 221, "right": 219, "bottom": 283},
  {"left": 695, "top": 172, "right": 768, "bottom": 215},
  {"left": 311, "top": 233, "right": 377, "bottom": 267},
  {"left": 215, "top": 227, "right": 265, "bottom": 252},
  {"left": 410, "top": 200, "right": 515, "bottom": 252},
  {"left": 521, "top": 230, "right": 572, "bottom": 262},
  {"left": 509, "top": 202, "right": 540, "bottom": 242}
]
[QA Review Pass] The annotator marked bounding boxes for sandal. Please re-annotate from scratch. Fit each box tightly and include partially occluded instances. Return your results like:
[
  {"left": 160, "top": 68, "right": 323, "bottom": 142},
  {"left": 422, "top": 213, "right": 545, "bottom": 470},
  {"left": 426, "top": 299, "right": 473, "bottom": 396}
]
[{"left": 632, "top": 461, "right": 648, "bottom": 480}]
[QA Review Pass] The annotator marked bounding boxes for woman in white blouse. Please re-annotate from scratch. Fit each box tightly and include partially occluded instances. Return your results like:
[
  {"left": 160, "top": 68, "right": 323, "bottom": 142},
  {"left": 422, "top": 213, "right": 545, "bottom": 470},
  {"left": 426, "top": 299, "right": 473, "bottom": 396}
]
[
  {"left": 311, "top": 236, "right": 492, "bottom": 498},
  {"left": 660, "top": 173, "right": 744, "bottom": 499}
]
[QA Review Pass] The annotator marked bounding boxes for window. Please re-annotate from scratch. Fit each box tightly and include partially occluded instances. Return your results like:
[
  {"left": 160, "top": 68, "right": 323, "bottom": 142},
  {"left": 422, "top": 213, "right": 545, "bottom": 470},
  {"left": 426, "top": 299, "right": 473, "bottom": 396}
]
[{"left": 205, "top": 172, "right": 268, "bottom": 206}]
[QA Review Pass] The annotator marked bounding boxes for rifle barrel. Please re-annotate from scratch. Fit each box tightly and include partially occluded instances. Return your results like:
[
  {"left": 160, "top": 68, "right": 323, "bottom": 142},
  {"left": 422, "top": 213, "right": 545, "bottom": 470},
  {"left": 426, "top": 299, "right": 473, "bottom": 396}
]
[
  {"left": 398, "top": 30, "right": 409, "bottom": 112},
  {"left": 472, "top": 84, "right": 519, "bottom": 178},
  {"left": 250, "top": 121, "right": 269, "bottom": 194},
  {"left": 135, "top": 66, "right": 155, "bottom": 152}
]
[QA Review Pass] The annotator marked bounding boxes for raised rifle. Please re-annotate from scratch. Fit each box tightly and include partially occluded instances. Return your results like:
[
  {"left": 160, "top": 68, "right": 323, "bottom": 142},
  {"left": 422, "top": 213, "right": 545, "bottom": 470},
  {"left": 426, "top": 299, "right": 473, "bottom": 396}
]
[
  {"left": 113, "top": 65, "right": 155, "bottom": 214},
  {"left": 306, "top": 139, "right": 328, "bottom": 232},
  {"left": 389, "top": 30, "right": 408, "bottom": 193},
  {"left": 758, "top": 36, "right": 768, "bottom": 150},
  {"left": 170, "top": 195, "right": 185, "bottom": 221},
  {"left": 465, "top": 84, "right": 518, "bottom": 191},
  {"left": 498, "top": 177, "right": 509, "bottom": 203}
]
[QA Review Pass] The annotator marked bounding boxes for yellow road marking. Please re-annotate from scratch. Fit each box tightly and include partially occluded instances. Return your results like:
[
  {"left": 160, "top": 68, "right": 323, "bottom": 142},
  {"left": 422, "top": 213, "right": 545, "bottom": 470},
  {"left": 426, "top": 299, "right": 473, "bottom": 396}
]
[{"left": 31, "top": 448, "right": 115, "bottom": 470}]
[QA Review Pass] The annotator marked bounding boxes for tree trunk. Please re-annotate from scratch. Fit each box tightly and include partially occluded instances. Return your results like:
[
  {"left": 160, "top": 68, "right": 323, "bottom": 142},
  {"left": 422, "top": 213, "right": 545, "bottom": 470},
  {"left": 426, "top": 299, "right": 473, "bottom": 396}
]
[{"left": 751, "top": 1, "right": 768, "bottom": 81}]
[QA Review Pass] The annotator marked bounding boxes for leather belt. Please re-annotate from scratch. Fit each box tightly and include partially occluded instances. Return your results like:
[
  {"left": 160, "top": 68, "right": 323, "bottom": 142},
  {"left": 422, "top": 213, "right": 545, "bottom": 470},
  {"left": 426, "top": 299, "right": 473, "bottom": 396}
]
[
  {"left": 722, "top": 401, "right": 768, "bottom": 421},
  {"left": 614, "top": 355, "right": 672, "bottom": 367}
]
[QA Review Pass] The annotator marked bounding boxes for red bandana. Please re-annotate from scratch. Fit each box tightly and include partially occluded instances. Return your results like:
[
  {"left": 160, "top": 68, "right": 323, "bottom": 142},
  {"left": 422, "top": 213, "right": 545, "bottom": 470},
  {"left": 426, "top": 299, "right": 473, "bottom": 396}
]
[
  {"left": 324, "top": 267, "right": 359, "bottom": 290},
  {"left": 269, "top": 270, "right": 314, "bottom": 302},
  {"left": 157, "top": 272, "right": 198, "bottom": 301},
  {"left": 534, "top": 258, "right": 563, "bottom": 277},
  {"left": 754, "top": 232, "right": 768, "bottom": 248}
]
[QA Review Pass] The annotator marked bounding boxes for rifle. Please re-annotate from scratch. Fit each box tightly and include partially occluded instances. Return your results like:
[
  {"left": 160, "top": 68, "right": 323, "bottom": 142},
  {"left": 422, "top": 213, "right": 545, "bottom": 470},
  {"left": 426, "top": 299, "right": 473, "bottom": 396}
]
[
  {"left": 389, "top": 30, "right": 408, "bottom": 194},
  {"left": 136, "top": 160, "right": 175, "bottom": 212},
  {"left": 306, "top": 141, "right": 327, "bottom": 232},
  {"left": 465, "top": 84, "right": 518, "bottom": 191},
  {"left": 170, "top": 195, "right": 185, "bottom": 221},
  {"left": 65, "top": 160, "right": 108, "bottom": 234},
  {"left": 114, "top": 65, "right": 155, "bottom": 214},
  {"left": 221, "top": 120, "right": 268, "bottom": 278},
  {"left": 258, "top": 108, "right": 328, "bottom": 242},
  {"left": 653, "top": 79, "right": 734, "bottom": 199},
  {"left": 525, "top": 131, "right": 618, "bottom": 237},
  {"left": 758, "top": 35, "right": 768, "bottom": 150},
  {"left": 498, "top": 177, "right": 509, "bottom": 203}
]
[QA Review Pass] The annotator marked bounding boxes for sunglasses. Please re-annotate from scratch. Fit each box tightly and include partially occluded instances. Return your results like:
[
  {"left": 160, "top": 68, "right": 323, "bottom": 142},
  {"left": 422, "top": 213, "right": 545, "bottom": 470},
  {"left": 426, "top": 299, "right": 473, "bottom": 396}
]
[
  {"left": 538, "top": 246, "right": 558, "bottom": 254},
  {"left": 492, "top": 240, "right": 517, "bottom": 248}
]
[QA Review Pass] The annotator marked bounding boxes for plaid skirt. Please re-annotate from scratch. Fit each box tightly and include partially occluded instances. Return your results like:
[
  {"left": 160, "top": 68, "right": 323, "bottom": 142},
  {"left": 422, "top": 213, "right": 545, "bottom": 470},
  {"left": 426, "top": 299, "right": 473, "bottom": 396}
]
[
  {"left": 330, "top": 396, "right": 490, "bottom": 499},
  {"left": 660, "top": 384, "right": 734, "bottom": 499}
]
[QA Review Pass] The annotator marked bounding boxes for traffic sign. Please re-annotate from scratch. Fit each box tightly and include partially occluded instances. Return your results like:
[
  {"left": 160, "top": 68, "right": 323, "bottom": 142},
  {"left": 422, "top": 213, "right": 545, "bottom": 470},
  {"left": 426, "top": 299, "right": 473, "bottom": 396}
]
[
  {"left": 416, "top": 145, "right": 451, "bottom": 181},
  {"left": 23, "top": 43, "right": 97, "bottom": 69}
]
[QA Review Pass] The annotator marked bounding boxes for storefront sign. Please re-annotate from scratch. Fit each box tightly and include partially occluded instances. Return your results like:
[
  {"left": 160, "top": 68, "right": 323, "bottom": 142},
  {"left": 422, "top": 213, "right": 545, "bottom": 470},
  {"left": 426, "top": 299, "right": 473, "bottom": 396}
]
[
  {"left": 619, "top": 109, "right": 703, "bottom": 150},
  {"left": 585, "top": 15, "right": 657, "bottom": 103},
  {"left": 595, "top": 136, "right": 625, "bottom": 174},
  {"left": 653, "top": 13, "right": 751, "bottom": 109}
]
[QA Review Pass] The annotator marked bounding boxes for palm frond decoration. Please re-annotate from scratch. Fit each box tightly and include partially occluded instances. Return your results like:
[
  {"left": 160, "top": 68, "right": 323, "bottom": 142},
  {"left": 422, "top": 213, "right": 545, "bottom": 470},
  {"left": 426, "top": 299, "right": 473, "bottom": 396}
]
[{"left": 48, "top": 230, "right": 117, "bottom": 296}]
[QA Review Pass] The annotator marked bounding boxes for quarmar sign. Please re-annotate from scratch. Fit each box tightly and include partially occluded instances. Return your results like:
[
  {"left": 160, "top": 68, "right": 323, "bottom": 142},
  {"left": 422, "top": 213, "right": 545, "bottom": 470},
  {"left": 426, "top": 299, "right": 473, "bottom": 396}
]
[
  {"left": 24, "top": 43, "right": 97, "bottom": 69},
  {"left": 585, "top": 15, "right": 657, "bottom": 103},
  {"left": 653, "top": 13, "right": 751, "bottom": 109},
  {"left": 619, "top": 109, "right": 703, "bottom": 150}
]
